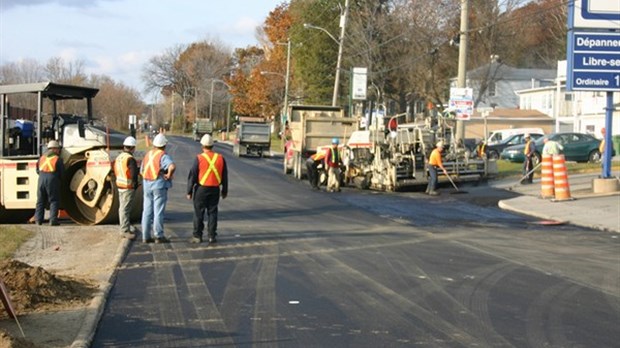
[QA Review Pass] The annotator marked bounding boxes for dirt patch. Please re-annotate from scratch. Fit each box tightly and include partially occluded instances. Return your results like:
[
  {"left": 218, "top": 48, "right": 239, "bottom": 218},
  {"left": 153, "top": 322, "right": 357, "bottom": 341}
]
[
  {"left": 0, "top": 329, "right": 39, "bottom": 348},
  {"left": 0, "top": 260, "right": 96, "bottom": 318},
  {"left": 0, "top": 224, "right": 123, "bottom": 347}
]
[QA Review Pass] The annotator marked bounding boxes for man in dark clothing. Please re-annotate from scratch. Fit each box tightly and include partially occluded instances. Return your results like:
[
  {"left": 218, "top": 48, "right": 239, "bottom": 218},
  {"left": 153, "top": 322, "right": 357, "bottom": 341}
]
[
  {"left": 35, "top": 140, "right": 64, "bottom": 226},
  {"left": 521, "top": 133, "right": 536, "bottom": 184},
  {"left": 187, "top": 134, "right": 228, "bottom": 244},
  {"left": 305, "top": 150, "right": 326, "bottom": 190}
]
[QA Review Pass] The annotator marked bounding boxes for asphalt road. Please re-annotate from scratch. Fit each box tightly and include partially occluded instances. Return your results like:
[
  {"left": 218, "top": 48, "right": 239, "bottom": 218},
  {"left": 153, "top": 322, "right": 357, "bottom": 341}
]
[{"left": 92, "top": 136, "right": 619, "bottom": 347}]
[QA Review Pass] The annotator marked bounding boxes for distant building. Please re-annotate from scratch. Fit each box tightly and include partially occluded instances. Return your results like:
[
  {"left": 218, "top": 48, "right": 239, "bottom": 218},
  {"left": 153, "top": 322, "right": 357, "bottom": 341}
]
[
  {"left": 516, "top": 61, "right": 620, "bottom": 136},
  {"left": 451, "top": 56, "right": 556, "bottom": 109}
]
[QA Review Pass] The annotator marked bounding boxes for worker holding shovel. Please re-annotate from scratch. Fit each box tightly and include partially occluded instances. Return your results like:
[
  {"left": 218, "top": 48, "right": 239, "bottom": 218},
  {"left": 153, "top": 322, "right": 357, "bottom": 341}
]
[
  {"left": 426, "top": 141, "right": 448, "bottom": 196},
  {"left": 521, "top": 134, "right": 537, "bottom": 185}
]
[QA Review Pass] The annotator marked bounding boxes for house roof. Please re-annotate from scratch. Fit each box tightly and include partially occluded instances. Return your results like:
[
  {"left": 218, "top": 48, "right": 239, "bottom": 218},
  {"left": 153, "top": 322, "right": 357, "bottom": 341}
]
[
  {"left": 467, "top": 62, "right": 556, "bottom": 81},
  {"left": 471, "top": 108, "right": 553, "bottom": 120}
]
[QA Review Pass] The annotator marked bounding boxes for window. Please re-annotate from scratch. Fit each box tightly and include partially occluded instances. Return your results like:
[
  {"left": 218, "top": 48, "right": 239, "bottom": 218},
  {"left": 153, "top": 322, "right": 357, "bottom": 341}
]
[{"left": 488, "top": 81, "right": 496, "bottom": 97}]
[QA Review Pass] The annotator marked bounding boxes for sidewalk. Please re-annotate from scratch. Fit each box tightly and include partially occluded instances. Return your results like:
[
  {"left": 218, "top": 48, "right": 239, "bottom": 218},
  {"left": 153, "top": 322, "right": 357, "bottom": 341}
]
[{"left": 495, "top": 173, "right": 620, "bottom": 233}]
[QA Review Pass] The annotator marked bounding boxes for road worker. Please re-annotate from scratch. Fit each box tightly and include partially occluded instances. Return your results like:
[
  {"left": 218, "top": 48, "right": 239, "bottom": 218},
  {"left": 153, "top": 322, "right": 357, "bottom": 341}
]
[
  {"left": 521, "top": 133, "right": 536, "bottom": 184},
  {"left": 325, "top": 138, "right": 343, "bottom": 192},
  {"left": 187, "top": 134, "right": 228, "bottom": 244},
  {"left": 476, "top": 139, "right": 487, "bottom": 159},
  {"left": 306, "top": 149, "right": 326, "bottom": 190},
  {"left": 140, "top": 133, "right": 176, "bottom": 243},
  {"left": 542, "top": 137, "right": 563, "bottom": 156},
  {"left": 426, "top": 141, "right": 448, "bottom": 196},
  {"left": 599, "top": 127, "right": 606, "bottom": 162},
  {"left": 34, "top": 140, "right": 64, "bottom": 226},
  {"left": 114, "top": 136, "right": 139, "bottom": 240}
]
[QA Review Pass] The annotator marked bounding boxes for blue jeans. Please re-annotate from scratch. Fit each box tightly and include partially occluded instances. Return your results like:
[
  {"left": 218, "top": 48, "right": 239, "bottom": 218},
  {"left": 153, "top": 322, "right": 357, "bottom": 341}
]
[
  {"left": 141, "top": 186, "right": 168, "bottom": 239},
  {"left": 427, "top": 165, "right": 438, "bottom": 193}
]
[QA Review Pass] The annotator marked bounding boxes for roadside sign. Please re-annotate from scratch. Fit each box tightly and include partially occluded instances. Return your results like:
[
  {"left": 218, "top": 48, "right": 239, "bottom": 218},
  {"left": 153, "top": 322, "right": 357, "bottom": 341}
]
[
  {"left": 567, "top": 31, "right": 620, "bottom": 91},
  {"left": 449, "top": 87, "right": 473, "bottom": 120},
  {"left": 568, "top": 0, "right": 620, "bottom": 30},
  {"left": 352, "top": 67, "right": 367, "bottom": 100}
]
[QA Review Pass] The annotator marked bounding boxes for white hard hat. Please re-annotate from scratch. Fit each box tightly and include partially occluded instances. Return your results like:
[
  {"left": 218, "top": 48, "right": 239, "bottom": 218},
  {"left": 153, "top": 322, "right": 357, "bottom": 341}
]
[
  {"left": 123, "top": 136, "right": 137, "bottom": 147},
  {"left": 200, "top": 134, "right": 214, "bottom": 147},
  {"left": 524, "top": 133, "right": 530, "bottom": 138},
  {"left": 47, "top": 140, "right": 60, "bottom": 149},
  {"left": 436, "top": 141, "right": 444, "bottom": 148},
  {"left": 153, "top": 134, "right": 168, "bottom": 147}
]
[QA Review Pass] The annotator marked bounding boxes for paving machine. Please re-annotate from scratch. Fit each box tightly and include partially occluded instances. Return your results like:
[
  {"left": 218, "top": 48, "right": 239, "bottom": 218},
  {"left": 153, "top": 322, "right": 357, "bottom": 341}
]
[
  {"left": 0, "top": 82, "right": 142, "bottom": 224},
  {"left": 344, "top": 112, "right": 496, "bottom": 191}
]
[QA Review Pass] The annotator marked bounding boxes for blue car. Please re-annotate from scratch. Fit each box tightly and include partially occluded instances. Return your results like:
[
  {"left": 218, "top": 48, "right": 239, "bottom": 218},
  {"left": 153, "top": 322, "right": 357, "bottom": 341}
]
[{"left": 500, "top": 132, "right": 604, "bottom": 164}]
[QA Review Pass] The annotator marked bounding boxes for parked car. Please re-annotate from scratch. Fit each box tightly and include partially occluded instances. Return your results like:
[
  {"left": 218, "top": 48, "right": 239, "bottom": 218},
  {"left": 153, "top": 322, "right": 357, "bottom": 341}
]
[
  {"left": 486, "top": 133, "right": 544, "bottom": 159},
  {"left": 500, "top": 132, "right": 605, "bottom": 164}
]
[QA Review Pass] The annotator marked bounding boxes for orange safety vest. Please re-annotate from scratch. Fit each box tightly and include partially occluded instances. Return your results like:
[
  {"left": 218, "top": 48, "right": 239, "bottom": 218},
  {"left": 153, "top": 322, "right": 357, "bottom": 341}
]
[
  {"left": 114, "top": 152, "right": 134, "bottom": 189},
  {"left": 429, "top": 148, "right": 443, "bottom": 167},
  {"left": 141, "top": 149, "right": 164, "bottom": 181},
  {"left": 477, "top": 143, "right": 486, "bottom": 157},
  {"left": 198, "top": 152, "right": 224, "bottom": 187},
  {"left": 38, "top": 154, "right": 59, "bottom": 173},
  {"left": 311, "top": 151, "right": 326, "bottom": 161},
  {"left": 524, "top": 140, "right": 532, "bottom": 155},
  {"left": 327, "top": 147, "right": 340, "bottom": 167}
]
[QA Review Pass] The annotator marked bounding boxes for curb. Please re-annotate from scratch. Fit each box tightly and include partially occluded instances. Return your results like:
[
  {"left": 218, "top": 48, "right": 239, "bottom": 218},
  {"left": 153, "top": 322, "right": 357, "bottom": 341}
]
[
  {"left": 70, "top": 238, "right": 131, "bottom": 348},
  {"left": 498, "top": 199, "right": 616, "bottom": 233}
]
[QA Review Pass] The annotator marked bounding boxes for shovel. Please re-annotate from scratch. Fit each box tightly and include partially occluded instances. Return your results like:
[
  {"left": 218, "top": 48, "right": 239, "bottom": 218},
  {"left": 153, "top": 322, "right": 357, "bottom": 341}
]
[{"left": 445, "top": 173, "right": 467, "bottom": 194}]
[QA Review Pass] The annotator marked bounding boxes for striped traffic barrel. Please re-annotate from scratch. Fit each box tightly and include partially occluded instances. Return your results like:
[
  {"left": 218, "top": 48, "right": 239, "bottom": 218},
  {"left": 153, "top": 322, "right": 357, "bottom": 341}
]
[
  {"left": 552, "top": 154, "right": 573, "bottom": 201},
  {"left": 540, "top": 154, "right": 554, "bottom": 199}
]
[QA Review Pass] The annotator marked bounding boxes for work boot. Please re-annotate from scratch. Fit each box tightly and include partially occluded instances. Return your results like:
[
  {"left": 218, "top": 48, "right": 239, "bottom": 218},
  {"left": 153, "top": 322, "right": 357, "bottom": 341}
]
[
  {"left": 190, "top": 237, "right": 202, "bottom": 244},
  {"left": 428, "top": 191, "right": 440, "bottom": 196},
  {"left": 208, "top": 236, "right": 217, "bottom": 244},
  {"left": 143, "top": 238, "right": 155, "bottom": 244},
  {"left": 122, "top": 232, "right": 136, "bottom": 240},
  {"left": 49, "top": 220, "right": 60, "bottom": 226},
  {"left": 155, "top": 236, "right": 171, "bottom": 244}
]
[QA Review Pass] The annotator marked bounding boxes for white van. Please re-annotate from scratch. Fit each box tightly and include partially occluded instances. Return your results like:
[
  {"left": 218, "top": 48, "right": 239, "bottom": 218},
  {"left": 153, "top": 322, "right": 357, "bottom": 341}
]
[{"left": 486, "top": 128, "right": 544, "bottom": 144}]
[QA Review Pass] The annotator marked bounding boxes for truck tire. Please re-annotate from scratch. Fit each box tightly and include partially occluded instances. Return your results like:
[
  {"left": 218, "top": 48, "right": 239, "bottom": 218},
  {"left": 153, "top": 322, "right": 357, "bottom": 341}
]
[{"left": 283, "top": 157, "right": 291, "bottom": 174}]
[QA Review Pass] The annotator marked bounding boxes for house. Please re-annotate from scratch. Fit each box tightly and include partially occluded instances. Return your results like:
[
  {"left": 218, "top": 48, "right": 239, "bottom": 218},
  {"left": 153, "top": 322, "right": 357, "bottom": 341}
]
[
  {"left": 515, "top": 61, "right": 620, "bottom": 137},
  {"left": 451, "top": 56, "right": 556, "bottom": 109},
  {"left": 464, "top": 108, "right": 554, "bottom": 141}
]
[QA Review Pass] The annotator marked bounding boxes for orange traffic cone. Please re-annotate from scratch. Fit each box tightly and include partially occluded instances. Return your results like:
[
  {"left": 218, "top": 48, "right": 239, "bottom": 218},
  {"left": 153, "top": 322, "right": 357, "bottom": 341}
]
[
  {"left": 551, "top": 154, "right": 573, "bottom": 202},
  {"left": 145, "top": 134, "right": 150, "bottom": 147},
  {"left": 540, "top": 154, "right": 555, "bottom": 199}
]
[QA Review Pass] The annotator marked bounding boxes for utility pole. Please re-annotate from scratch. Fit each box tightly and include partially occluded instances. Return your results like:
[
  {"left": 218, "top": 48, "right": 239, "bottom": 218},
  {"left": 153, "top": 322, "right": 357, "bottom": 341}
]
[
  {"left": 455, "top": 0, "right": 469, "bottom": 142},
  {"left": 283, "top": 39, "right": 291, "bottom": 126},
  {"left": 333, "top": 0, "right": 350, "bottom": 107}
]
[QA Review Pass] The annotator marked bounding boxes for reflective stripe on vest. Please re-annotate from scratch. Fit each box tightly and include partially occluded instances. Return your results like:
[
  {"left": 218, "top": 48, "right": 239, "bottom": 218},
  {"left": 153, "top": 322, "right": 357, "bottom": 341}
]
[
  {"left": 524, "top": 141, "right": 531, "bottom": 155},
  {"left": 599, "top": 139, "right": 605, "bottom": 154},
  {"left": 39, "top": 154, "right": 59, "bottom": 173},
  {"left": 114, "top": 152, "right": 133, "bottom": 189},
  {"left": 198, "top": 152, "right": 223, "bottom": 186},
  {"left": 142, "top": 149, "right": 164, "bottom": 181}
]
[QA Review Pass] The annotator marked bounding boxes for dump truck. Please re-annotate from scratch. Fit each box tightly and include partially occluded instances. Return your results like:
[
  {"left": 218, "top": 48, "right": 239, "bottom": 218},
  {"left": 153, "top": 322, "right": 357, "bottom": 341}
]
[
  {"left": 0, "top": 82, "right": 142, "bottom": 225},
  {"left": 283, "top": 105, "right": 357, "bottom": 179},
  {"left": 192, "top": 118, "right": 214, "bottom": 141},
  {"left": 344, "top": 112, "right": 496, "bottom": 191},
  {"left": 233, "top": 117, "right": 271, "bottom": 157}
]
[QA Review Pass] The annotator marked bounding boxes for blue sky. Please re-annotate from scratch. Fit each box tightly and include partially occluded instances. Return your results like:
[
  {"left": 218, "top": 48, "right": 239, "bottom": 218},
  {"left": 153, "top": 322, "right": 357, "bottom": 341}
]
[{"left": 0, "top": 0, "right": 285, "bottom": 95}]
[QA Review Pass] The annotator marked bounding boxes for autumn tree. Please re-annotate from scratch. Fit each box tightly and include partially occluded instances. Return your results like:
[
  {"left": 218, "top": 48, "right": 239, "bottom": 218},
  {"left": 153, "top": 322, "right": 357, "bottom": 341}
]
[
  {"left": 89, "top": 75, "right": 145, "bottom": 131},
  {"left": 142, "top": 40, "right": 232, "bottom": 130},
  {"left": 227, "top": 46, "right": 267, "bottom": 117}
]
